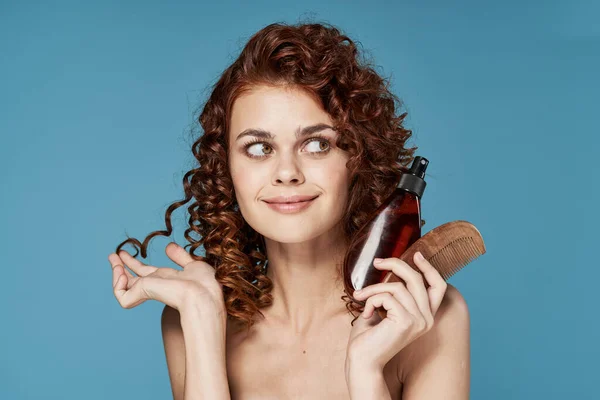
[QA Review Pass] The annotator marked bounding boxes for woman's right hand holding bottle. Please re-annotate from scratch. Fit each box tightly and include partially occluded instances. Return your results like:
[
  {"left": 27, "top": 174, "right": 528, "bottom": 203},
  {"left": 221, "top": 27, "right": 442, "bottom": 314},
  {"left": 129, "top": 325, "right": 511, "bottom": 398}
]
[{"left": 108, "top": 242, "right": 226, "bottom": 321}]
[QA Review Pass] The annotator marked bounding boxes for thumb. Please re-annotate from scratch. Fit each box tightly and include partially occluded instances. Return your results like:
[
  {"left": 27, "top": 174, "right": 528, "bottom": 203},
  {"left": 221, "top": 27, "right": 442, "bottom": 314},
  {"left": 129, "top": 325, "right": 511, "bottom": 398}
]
[
  {"left": 352, "top": 308, "right": 380, "bottom": 331},
  {"left": 165, "top": 242, "right": 195, "bottom": 268}
]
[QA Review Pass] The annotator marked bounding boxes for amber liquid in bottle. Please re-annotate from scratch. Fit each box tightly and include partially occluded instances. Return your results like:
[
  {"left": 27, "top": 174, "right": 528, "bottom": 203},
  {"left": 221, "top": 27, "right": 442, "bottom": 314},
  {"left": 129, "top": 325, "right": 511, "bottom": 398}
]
[{"left": 343, "top": 156, "right": 429, "bottom": 292}]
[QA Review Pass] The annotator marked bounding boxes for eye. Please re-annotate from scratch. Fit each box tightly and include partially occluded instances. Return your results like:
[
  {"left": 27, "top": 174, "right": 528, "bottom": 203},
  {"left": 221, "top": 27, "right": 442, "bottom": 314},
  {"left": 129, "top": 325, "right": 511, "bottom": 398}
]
[
  {"left": 243, "top": 135, "right": 331, "bottom": 159},
  {"left": 244, "top": 141, "right": 273, "bottom": 158},
  {"left": 305, "top": 138, "right": 330, "bottom": 153}
]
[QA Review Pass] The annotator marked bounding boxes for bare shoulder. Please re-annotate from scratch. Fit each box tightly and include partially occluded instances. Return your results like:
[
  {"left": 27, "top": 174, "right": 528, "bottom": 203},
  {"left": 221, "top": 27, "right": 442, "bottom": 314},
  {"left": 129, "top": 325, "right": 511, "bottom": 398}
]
[
  {"left": 161, "top": 305, "right": 186, "bottom": 400},
  {"left": 438, "top": 283, "right": 469, "bottom": 317},
  {"left": 396, "top": 283, "right": 470, "bottom": 384}
]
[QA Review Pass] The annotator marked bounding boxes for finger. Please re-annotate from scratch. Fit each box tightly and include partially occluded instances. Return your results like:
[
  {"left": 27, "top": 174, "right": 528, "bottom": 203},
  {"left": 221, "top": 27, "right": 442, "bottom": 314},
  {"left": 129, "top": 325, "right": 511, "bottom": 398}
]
[
  {"left": 413, "top": 252, "right": 448, "bottom": 316},
  {"left": 373, "top": 257, "right": 432, "bottom": 324},
  {"left": 112, "top": 263, "right": 121, "bottom": 287},
  {"left": 354, "top": 282, "right": 421, "bottom": 318},
  {"left": 113, "top": 273, "right": 147, "bottom": 309},
  {"left": 363, "top": 292, "right": 412, "bottom": 321},
  {"left": 118, "top": 250, "right": 157, "bottom": 277},
  {"left": 108, "top": 253, "right": 134, "bottom": 280},
  {"left": 120, "top": 275, "right": 183, "bottom": 309},
  {"left": 111, "top": 262, "right": 137, "bottom": 291},
  {"left": 165, "top": 242, "right": 195, "bottom": 268}
]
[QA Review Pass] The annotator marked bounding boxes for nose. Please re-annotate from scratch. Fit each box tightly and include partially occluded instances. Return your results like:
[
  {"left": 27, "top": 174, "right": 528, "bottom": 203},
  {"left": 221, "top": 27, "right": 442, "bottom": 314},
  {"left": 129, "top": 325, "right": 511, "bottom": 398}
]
[{"left": 272, "top": 154, "right": 305, "bottom": 185}]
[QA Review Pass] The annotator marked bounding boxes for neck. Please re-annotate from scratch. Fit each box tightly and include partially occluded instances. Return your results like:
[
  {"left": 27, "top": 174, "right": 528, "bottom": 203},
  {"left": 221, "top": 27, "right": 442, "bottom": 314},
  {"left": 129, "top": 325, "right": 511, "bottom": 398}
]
[{"left": 262, "top": 227, "right": 349, "bottom": 336}]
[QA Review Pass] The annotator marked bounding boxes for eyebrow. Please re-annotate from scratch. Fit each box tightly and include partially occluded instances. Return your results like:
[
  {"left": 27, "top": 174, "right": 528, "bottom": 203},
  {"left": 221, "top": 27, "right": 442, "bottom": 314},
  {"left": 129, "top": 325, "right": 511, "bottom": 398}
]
[{"left": 235, "top": 123, "right": 335, "bottom": 142}]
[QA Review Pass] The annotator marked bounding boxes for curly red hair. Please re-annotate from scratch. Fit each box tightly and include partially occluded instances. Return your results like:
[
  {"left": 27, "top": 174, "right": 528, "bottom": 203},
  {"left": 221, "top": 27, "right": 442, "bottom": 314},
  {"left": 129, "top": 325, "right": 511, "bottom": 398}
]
[{"left": 115, "top": 21, "right": 418, "bottom": 333}]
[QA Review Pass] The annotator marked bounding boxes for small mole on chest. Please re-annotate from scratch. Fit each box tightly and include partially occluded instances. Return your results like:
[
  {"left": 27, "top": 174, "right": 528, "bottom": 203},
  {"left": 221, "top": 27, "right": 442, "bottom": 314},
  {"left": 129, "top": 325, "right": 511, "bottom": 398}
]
[{"left": 303, "top": 350, "right": 306, "bottom": 354}]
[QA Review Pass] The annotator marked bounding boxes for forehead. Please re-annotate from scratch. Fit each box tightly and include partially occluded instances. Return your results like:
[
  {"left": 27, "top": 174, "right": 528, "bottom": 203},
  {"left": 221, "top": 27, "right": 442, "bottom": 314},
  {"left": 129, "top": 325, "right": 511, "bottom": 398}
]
[{"left": 229, "top": 85, "right": 330, "bottom": 138}]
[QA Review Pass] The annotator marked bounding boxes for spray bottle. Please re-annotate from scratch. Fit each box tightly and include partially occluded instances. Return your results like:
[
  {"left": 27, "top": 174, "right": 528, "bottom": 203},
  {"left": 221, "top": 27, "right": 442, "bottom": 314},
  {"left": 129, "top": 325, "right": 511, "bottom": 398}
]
[{"left": 343, "top": 156, "right": 429, "bottom": 292}]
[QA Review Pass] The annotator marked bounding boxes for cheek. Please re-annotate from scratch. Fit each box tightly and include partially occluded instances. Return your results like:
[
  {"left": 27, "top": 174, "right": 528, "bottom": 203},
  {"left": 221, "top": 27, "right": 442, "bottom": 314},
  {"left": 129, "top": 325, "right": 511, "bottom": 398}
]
[
  {"left": 332, "top": 166, "right": 352, "bottom": 205},
  {"left": 319, "top": 162, "right": 350, "bottom": 191},
  {"left": 231, "top": 166, "right": 263, "bottom": 201}
]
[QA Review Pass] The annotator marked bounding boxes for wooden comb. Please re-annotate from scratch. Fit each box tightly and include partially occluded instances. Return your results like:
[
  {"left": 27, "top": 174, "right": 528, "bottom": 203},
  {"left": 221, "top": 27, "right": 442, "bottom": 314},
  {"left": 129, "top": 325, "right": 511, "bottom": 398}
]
[{"left": 374, "top": 220, "right": 486, "bottom": 320}]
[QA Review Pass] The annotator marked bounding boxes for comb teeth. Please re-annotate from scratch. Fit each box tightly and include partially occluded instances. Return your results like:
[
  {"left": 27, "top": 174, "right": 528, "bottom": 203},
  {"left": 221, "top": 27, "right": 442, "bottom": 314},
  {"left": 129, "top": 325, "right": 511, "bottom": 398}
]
[{"left": 430, "top": 237, "right": 484, "bottom": 280}]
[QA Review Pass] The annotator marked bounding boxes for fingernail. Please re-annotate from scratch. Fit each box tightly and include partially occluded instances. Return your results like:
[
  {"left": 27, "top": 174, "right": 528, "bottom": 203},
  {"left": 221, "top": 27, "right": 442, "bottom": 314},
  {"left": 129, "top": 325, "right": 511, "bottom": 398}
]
[
  {"left": 373, "top": 258, "right": 383, "bottom": 264},
  {"left": 354, "top": 289, "right": 362, "bottom": 294},
  {"left": 416, "top": 252, "right": 424, "bottom": 261}
]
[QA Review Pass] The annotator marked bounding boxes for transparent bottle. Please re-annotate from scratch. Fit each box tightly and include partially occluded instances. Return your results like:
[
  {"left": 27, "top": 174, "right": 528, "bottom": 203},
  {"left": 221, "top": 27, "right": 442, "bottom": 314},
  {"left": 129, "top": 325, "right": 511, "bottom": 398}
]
[{"left": 343, "top": 156, "right": 429, "bottom": 292}]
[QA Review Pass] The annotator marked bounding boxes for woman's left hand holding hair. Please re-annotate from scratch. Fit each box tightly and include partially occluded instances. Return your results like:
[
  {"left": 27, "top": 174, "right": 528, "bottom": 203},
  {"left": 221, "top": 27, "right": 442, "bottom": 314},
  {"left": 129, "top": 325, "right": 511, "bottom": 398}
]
[
  {"left": 345, "top": 252, "right": 448, "bottom": 376},
  {"left": 108, "top": 242, "right": 226, "bottom": 321}
]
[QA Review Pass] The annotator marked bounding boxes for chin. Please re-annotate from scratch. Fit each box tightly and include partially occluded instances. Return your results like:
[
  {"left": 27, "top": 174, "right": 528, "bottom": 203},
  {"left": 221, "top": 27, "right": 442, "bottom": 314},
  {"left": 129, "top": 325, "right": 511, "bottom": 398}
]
[{"left": 252, "top": 218, "right": 342, "bottom": 246}]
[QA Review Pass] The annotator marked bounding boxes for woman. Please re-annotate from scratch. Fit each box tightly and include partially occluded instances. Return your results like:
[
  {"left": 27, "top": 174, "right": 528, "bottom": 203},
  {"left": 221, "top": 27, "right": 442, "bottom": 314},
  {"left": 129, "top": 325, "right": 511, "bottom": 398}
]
[{"left": 108, "top": 21, "right": 470, "bottom": 399}]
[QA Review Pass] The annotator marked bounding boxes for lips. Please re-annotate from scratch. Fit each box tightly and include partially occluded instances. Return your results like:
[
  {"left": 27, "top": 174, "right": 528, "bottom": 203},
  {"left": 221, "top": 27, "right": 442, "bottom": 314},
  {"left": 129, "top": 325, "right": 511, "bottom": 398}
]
[
  {"left": 262, "top": 194, "right": 319, "bottom": 204},
  {"left": 263, "top": 196, "right": 318, "bottom": 214}
]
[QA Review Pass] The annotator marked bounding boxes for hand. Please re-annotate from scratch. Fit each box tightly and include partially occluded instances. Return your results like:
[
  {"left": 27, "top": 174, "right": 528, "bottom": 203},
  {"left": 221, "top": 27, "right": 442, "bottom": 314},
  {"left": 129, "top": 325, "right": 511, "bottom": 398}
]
[
  {"left": 345, "top": 251, "right": 448, "bottom": 372},
  {"left": 108, "top": 242, "right": 225, "bottom": 315}
]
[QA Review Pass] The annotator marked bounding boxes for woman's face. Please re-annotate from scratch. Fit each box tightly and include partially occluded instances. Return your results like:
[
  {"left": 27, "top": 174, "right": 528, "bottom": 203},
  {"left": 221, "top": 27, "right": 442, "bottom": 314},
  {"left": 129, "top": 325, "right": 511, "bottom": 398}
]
[{"left": 228, "top": 85, "right": 350, "bottom": 244}]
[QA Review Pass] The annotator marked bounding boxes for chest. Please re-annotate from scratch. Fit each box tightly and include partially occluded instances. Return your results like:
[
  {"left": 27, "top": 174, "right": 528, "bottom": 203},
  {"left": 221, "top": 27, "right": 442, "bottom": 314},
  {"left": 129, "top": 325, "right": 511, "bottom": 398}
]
[{"left": 225, "top": 318, "right": 402, "bottom": 400}]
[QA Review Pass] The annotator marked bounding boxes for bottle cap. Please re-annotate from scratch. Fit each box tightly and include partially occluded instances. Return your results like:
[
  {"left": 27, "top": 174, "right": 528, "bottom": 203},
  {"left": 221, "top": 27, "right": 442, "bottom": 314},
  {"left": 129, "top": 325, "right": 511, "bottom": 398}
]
[{"left": 397, "top": 156, "right": 428, "bottom": 198}]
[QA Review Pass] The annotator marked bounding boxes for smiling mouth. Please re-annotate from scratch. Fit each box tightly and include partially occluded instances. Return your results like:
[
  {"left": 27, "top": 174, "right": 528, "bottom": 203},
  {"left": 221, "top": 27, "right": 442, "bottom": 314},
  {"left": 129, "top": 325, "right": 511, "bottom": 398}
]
[
  {"left": 263, "top": 195, "right": 319, "bottom": 204},
  {"left": 262, "top": 196, "right": 319, "bottom": 213}
]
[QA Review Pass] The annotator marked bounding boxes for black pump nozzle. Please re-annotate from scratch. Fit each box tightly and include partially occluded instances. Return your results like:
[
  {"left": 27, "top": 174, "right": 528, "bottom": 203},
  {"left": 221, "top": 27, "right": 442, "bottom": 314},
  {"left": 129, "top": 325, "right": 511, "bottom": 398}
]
[
  {"left": 397, "top": 156, "right": 429, "bottom": 198},
  {"left": 409, "top": 156, "right": 428, "bottom": 179}
]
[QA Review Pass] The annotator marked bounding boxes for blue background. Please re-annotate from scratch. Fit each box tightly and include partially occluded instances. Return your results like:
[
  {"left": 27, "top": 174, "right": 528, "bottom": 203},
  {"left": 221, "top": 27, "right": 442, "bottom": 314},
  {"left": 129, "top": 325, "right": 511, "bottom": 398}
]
[{"left": 1, "top": 0, "right": 597, "bottom": 398}]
